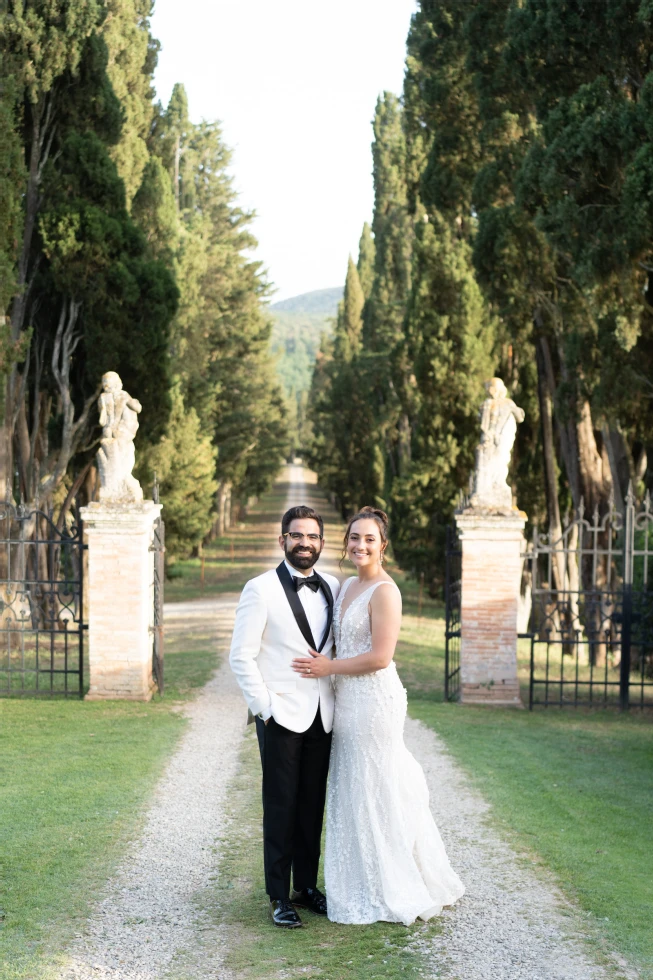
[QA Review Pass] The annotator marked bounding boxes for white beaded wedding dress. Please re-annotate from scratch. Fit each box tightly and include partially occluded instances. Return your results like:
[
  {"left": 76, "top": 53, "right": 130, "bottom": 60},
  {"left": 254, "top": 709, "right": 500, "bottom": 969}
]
[{"left": 325, "top": 577, "right": 465, "bottom": 925}]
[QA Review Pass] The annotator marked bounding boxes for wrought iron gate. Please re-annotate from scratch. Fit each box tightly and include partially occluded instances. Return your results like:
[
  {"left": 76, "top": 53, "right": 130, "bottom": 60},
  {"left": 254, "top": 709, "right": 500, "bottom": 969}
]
[
  {"left": 444, "top": 525, "right": 462, "bottom": 701},
  {"left": 529, "top": 488, "right": 653, "bottom": 709},
  {"left": 0, "top": 500, "right": 86, "bottom": 697},
  {"left": 151, "top": 510, "right": 165, "bottom": 694}
]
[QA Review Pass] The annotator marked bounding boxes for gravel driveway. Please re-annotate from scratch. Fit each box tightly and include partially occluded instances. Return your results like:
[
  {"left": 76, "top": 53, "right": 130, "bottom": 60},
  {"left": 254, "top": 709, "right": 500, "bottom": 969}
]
[
  {"left": 58, "top": 597, "right": 243, "bottom": 980},
  {"left": 405, "top": 718, "right": 638, "bottom": 980}
]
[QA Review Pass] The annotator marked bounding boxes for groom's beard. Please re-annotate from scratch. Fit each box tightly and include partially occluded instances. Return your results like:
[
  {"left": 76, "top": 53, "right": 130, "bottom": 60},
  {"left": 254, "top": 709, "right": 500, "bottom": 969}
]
[{"left": 285, "top": 542, "right": 321, "bottom": 570}]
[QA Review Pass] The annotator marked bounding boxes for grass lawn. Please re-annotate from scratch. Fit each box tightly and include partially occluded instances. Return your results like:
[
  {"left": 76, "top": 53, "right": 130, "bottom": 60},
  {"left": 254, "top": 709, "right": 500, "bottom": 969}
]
[
  {"left": 395, "top": 596, "right": 653, "bottom": 979},
  {"left": 213, "top": 725, "right": 438, "bottom": 980},
  {"left": 0, "top": 643, "right": 220, "bottom": 980}
]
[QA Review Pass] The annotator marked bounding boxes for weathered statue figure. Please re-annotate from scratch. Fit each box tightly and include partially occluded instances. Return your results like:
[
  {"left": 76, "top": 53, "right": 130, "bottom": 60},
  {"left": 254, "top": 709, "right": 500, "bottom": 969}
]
[
  {"left": 96, "top": 371, "right": 144, "bottom": 503},
  {"left": 470, "top": 377, "right": 525, "bottom": 511}
]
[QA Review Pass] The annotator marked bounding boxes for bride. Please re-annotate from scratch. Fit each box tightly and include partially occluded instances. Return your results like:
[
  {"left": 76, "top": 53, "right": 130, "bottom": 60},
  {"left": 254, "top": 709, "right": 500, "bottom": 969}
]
[{"left": 292, "top": 506, "right": 464, "bottom": 925}]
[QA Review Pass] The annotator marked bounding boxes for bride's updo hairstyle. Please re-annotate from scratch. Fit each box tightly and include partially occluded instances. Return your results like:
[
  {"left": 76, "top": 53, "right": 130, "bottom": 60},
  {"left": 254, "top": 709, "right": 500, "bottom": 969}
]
[{"left": 340, "top": 506, "right": 389, "bottom": 568}]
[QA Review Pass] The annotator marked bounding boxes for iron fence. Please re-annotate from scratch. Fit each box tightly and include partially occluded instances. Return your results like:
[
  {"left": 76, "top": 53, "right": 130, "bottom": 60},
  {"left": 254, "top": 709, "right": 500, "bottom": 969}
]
[
  {"left": 444, "top": 525, "right": 461, "bottom": 701},
  {"left": 528, "top": 487, "right": 653, "bottom": 710},
  {"left": 150, "top": 499, "right": 165, "bottom": 695},
  {"left": 0, "top": 499, "right": 86, "bottom": 697}
]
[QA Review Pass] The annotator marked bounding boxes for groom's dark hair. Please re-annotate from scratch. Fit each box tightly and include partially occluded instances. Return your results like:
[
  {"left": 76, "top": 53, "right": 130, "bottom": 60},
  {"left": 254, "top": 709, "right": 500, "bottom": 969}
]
[{"left": 281, "top": 505, "right": 324, "bottom": 538}]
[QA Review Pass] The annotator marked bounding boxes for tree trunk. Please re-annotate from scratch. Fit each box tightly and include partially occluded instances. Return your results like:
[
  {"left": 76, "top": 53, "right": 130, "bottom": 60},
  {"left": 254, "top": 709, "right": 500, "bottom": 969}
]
[
  {"left": 540, "top": 335, "right": 582, "bottom": 509},
  {"left": 535, "top": 336, "right": 565, "bottom": 590},
  {"left": 0, "top": 316, "right": 13, "bottom": 504},
  {"left": 576, "top": 400, "right": 612, "bottom": 518},
  {"left": 216, "top": 480, "right": 231, "bottom": 538},
  {"left": 601, "top": 425, "right": 634, "bottom": 513},
  {"left": 396, "top": 412, "right": 411, "bottom": 477},
  {"left": 225, "top": 485, "right": 232, "bottom": 530}
]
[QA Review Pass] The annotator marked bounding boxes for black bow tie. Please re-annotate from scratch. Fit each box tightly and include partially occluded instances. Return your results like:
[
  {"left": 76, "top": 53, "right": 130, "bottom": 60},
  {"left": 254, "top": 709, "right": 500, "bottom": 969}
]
[{"left": 293, "top": 573, "right": 321, "bottom": 593}]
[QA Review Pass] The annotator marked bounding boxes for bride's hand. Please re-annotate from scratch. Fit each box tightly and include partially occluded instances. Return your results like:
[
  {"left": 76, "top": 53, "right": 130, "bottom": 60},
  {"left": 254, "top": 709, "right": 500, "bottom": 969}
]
[{"left": 292, "top": 648, "right": 333, "bottom": 678}]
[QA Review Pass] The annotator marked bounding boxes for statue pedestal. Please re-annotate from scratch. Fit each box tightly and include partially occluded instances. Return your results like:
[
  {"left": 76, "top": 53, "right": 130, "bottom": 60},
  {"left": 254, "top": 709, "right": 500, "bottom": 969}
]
[
  {"left": 81, "top": 501, "right": 161, "bottom": 701},
  {"left": 455, "top": 509, "right": 526, "bottom": 707}
]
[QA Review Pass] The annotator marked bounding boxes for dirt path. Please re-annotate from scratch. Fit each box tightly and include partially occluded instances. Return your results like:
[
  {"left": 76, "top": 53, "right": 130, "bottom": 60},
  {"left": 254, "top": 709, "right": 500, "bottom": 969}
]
[
  {"left": 55, "top": 466, "right": 307, "bottom": 980},
  {"left": 405, "top": 719, "right": 635, "bottom": 980},
  {"left": 57, "top": 466, "right": 633, "bottom": 980},
  {"left": 57, "top": 596, "right": 244, "bottom": 980}
]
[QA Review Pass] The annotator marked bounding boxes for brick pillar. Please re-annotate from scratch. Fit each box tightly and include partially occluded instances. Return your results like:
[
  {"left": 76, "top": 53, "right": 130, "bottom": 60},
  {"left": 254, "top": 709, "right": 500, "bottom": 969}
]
[
  {"left": 80, "top": 501, "right": 162, "bottom": 701},
  {"left": 454, "top": 511, "right": 526, "bottom": 707}
]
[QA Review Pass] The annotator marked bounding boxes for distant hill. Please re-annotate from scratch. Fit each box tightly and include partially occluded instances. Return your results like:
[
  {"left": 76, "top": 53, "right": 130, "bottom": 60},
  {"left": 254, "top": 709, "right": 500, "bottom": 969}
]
[
  {"left": 271, "top": 287, "right": 343, "bottom": 316},
  {"left": 270, "top": 287, "right": 343, "bottom": 452},
  {"left": 269, "top": 287, "right": 342, "bottom": 398}
]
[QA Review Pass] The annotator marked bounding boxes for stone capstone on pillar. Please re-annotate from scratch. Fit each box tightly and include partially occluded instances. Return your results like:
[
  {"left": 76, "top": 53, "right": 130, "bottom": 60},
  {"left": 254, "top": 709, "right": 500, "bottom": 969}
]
[
  {"left": 455, "top": 511, "right": 526, "bottom": 706},
  {"left": 81, "top": 500, "right": 161, "bottom": 701}
]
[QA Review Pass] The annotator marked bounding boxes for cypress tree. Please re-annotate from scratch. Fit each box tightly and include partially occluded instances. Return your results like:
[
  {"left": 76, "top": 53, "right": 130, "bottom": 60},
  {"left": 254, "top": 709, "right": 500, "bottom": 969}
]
[
  {"left": 309, "top": 253, "right": 372, "bottom": 514},
  {"left": 356, "top": 222, "right": 375, "bottom": 302},
  {"left": 502, "top": 0, "right": 653, "bottom": 514},
  {"left": 103, "top": 0, "right": 158, "bottom": 206},
  {"left": 139, "top": 384, "right": 217, "bottom": 559},
  {"left": 3, "top": 22, "right": 178, "bottom": 505},
  {"left": 387, "top": 0, "right": 498, "bottom": 584},
  {"left": 356, "top": 94, "right": 413, "bottom": 506},
  {"left": 392, "top": 213, "right": 495, "bottom": 585},
  {"left": 147, "top": 86, "right": 289, "bottom": 528}
]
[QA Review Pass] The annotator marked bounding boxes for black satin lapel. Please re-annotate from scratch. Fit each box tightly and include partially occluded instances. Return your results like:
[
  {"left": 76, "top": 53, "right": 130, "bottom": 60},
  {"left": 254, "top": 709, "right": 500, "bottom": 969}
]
[
  {"left": 314, "top": 571, "right": 333, "bottom": 652},
  {"left": 276, "top": 562, "right": 316, "bottom": 650}
]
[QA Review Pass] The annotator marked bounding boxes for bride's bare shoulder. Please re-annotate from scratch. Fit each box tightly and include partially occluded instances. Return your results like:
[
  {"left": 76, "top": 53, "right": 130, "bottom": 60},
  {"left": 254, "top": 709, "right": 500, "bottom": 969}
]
[{"left": 370, "top": 577, "right": 402, "bottom": 609}]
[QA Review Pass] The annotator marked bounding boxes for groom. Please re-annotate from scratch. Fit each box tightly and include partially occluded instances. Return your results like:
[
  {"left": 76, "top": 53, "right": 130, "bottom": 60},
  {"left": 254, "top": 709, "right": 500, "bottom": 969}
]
[{"left": 229, "top": 505, "right": 340, "bottom": 928}]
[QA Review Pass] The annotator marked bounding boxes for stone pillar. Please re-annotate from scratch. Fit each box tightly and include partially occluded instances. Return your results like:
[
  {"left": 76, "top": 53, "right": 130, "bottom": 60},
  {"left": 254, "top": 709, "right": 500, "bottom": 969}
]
[
  {"left": 455, "top": 511, "right": 526, "bottom": 707},
  {"left": 80, "top": 500, "right": 161, "bottom": 701}
]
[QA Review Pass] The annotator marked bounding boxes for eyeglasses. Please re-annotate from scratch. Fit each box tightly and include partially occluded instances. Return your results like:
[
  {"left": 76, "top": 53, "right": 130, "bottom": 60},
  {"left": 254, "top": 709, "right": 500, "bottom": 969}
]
[{"left": 283, "top": 532, "right": 323, "bottom": 543}]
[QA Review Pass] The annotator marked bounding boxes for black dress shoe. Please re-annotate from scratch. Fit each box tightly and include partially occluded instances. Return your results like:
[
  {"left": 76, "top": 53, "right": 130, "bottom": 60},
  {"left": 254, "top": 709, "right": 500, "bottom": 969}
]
[
  {"left": 270, "top": 899, "right": 303, "bottom": 928},
  {"left": 290, "top": 886, "right": 328, "bottom": 916}
]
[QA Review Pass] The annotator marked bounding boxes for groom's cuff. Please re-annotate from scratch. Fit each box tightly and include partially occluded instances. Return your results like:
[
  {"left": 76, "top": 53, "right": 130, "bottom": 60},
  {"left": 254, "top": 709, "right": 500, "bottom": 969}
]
[{"left": 257, "top": 704, "right": 272, "bottom": 722}]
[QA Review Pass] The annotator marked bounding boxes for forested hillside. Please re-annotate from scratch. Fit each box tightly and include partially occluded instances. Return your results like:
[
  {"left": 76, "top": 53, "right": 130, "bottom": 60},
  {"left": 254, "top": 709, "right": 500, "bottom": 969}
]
[
  {"left": 309, "top": 0, "right": 653, "bottom": 593},
  {"left": 270, "top": 287, "right": 341, "bottom": 453},
  {"left": 0, "top": 0, "right": 288, "bottom": 558}
]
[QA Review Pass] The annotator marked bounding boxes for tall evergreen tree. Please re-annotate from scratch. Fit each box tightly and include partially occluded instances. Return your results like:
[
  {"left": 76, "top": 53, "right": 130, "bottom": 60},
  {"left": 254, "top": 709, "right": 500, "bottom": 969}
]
[
  {"left": 358, "top": 93, "right": 413, "bottom": 505},
  {"left": 0, "top": 0, "right": 104, "bottom": 499},
  {"left": 0, "top": 10, "right": 178, "bottom": 508},
  {"left": 392, "top": 213, "right": 496, "bottom": 584},
  {"left": 102, "top": 0, "right": 158, "bottom": 206},
  {"left": 356, "top": 222, "right": 375, "bottom": 301},
  {"left": 506, "top": 0, "right": 653, "bottom": 514},
  {"left": 139, "top": 384, "right": 216, "bottom": 559},
  {"left": 309, "top": 254, "right": 369, "bottom": 514},
  {"left": 387, "top": 1, "right": 499, "bottom": 583},
  {"left": 147, "top": 86, "right": 289, "bottom": 533}
]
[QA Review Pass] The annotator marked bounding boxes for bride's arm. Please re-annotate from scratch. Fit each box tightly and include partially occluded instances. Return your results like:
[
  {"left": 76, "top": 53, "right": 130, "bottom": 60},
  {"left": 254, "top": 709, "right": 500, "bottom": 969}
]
[{"left": 292, "top": 585, "right": 402, "bottom": 678}]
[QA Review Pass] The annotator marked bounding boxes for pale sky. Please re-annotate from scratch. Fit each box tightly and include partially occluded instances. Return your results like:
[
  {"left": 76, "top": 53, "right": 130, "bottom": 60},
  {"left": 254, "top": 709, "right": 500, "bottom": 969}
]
[{"left": 151, "top": 0, "right": 417, "bottom": 302}]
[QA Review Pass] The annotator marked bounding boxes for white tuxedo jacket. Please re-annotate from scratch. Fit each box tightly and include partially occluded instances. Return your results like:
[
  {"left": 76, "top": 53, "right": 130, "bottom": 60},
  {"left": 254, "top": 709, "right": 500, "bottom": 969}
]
[{"left": 229, "top": 562, "right": 340, "bottom": 733}]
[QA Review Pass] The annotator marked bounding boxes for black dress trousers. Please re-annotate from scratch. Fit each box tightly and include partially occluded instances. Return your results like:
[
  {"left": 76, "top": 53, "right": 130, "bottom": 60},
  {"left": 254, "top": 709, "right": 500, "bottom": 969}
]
[{"left": 255, "top": 708, "right": 332, "bottom": 901}]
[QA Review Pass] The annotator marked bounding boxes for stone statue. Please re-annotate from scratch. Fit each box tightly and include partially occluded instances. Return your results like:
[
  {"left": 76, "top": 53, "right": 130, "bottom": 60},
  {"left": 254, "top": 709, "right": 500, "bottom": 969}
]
[
  {"left": 96, "top": 372, "right": 144, "bottom": 503},
  {"left": 469, "top": 377, "right": 525, "bottom": 511}
]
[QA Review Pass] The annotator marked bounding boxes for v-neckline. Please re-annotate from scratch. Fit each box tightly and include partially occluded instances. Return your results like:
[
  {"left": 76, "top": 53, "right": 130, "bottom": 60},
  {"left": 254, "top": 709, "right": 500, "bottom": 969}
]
[{"left": 338, "top": 579, "right": 379, "bottom": 626}]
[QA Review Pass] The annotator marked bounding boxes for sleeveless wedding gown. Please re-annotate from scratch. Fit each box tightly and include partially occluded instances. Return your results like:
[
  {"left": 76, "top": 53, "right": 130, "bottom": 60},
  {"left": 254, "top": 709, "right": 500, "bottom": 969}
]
[{"left": 325, "top": 577, "right": 465, "bottom": 925}]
